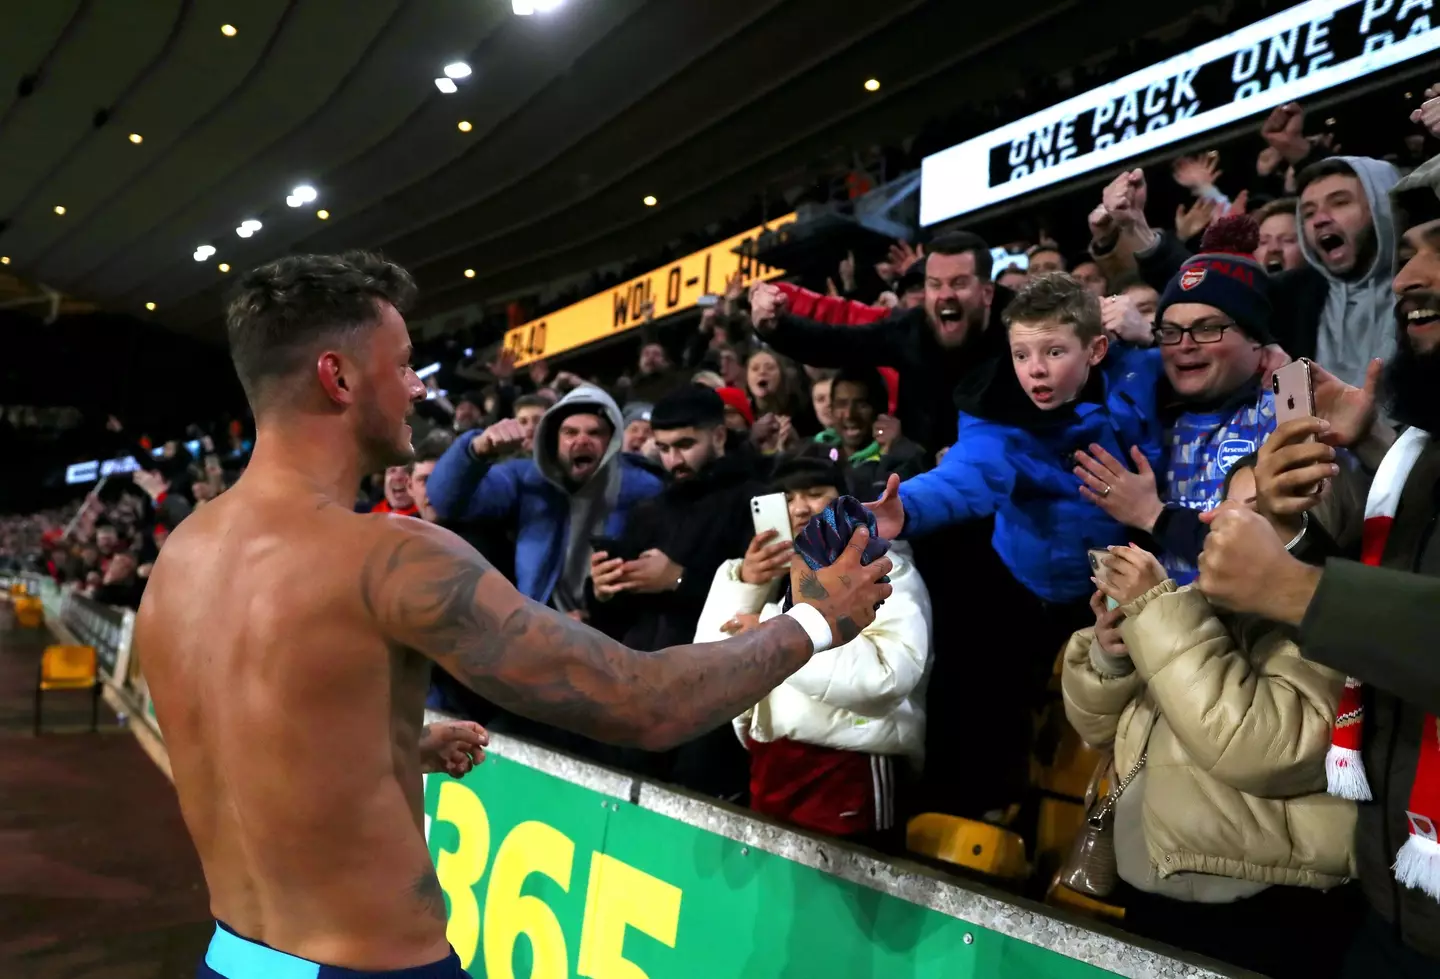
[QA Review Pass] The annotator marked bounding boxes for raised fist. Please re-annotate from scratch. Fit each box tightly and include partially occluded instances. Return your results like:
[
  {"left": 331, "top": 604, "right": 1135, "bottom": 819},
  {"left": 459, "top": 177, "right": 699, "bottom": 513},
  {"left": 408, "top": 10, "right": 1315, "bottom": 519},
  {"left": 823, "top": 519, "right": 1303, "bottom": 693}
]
[
  {"left": 749, "top": 281, "right": 787, "bottom": 333},
  {"left": 1101, "top": 169, "right": 1148, "bottom": 229},
  {"left": 471, "top": 418, "right": 526, "bottom": 457}
]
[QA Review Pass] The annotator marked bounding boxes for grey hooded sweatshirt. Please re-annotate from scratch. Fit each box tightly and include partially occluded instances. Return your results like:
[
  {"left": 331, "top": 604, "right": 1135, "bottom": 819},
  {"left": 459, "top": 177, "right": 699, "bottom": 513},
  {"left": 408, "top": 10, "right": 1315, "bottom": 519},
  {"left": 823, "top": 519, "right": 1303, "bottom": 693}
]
[
  {"left": 1298, "top": 155, "right": 1401, "bottom": 389},
  {"left": 533, "top": 384, "right": 627, "bottom": 614}
]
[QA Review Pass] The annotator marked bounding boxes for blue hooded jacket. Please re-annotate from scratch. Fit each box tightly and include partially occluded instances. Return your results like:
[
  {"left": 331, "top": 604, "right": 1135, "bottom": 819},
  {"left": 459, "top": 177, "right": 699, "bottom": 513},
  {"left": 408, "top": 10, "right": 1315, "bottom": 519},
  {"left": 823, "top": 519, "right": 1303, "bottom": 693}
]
[
  {"left": 898, "top": 344, "right": 1164, "bottom": 603},
  {"left": 426, "top": 385, "right": 664, "bottom": 604}
]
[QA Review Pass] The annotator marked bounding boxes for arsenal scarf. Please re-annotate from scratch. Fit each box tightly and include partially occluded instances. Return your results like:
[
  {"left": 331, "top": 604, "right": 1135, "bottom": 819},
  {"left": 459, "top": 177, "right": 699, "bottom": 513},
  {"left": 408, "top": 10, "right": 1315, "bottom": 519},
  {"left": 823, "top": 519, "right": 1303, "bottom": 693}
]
[{"left": 1325, "top": 426, "right": 1439, "bottom": 899}]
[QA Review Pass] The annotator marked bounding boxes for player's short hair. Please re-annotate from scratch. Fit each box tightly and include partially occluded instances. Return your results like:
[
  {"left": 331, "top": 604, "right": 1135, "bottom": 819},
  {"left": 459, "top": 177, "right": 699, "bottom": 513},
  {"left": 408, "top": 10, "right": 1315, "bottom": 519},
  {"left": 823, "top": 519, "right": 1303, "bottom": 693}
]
[{"left": 226, "top": 251, "right": 417, "bottom": 410}]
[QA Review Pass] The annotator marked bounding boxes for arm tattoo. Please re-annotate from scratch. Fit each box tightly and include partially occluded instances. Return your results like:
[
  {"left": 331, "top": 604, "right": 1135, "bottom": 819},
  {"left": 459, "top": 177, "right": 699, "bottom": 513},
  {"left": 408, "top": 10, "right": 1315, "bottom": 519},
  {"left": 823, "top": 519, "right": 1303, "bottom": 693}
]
[
  {"left": 835, "top": 615, "right": 862, "bottom": 645},
  {"left": 361, "top": 527, "right": 815, "bottom": 751}
]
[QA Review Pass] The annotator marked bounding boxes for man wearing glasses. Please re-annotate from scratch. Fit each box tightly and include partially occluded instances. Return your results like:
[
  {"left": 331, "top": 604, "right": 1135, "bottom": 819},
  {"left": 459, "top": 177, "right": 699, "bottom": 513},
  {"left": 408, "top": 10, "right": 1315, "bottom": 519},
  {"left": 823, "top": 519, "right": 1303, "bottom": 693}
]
[{"left": 1072, "top": 215, "right": 1360, "bottom": 581}]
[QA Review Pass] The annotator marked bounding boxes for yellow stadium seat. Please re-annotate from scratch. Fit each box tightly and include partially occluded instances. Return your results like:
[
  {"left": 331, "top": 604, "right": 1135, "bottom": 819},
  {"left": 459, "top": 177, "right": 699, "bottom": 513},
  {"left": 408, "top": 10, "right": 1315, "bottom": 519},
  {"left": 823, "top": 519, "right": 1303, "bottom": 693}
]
[
  {"left": 14, "top": 596, "right": 44, "bottom": 629},
  {"left": 34, "top": 645, "right": 100, "bottom": 735},
  {"left": 906, "top": 813, "right": 1028, "bottom": 880}
]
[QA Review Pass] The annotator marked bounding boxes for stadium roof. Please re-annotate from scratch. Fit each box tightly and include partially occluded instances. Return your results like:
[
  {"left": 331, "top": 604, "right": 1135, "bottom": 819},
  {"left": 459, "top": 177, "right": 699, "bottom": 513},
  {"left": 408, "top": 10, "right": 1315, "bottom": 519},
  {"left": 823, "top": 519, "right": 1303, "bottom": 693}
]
[{"left": 0, "top": 0, "right": 1199, "bottom": 342}]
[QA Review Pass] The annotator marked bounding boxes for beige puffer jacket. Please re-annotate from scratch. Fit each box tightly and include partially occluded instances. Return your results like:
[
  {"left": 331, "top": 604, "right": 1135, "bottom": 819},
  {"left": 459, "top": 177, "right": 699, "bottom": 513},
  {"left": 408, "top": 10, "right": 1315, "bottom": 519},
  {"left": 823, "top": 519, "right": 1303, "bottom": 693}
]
[{"left": 1062, "top": 580, "right": 1356, "bottom": 890}]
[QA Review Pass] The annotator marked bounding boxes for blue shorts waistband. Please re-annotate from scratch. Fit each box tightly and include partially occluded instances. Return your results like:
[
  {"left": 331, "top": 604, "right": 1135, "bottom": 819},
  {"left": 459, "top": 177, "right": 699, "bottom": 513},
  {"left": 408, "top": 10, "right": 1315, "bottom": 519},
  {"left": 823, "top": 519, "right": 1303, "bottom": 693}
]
[{"left": 200, "top": 922, "right": 469, "bottom": 979}]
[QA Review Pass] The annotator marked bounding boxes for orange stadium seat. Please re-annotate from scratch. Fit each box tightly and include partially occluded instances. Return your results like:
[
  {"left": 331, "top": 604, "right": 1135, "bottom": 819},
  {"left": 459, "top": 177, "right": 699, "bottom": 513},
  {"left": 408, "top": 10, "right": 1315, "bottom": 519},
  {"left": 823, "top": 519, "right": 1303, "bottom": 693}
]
[
  {"left": 906, "top": 813, "right": 1028, "bottom": 880},
  {"left": 13, "top": 596, "right": 44, "bottom": 628},
  {"left": 34, "top": 644, "right": 100, "bottom": 735}
]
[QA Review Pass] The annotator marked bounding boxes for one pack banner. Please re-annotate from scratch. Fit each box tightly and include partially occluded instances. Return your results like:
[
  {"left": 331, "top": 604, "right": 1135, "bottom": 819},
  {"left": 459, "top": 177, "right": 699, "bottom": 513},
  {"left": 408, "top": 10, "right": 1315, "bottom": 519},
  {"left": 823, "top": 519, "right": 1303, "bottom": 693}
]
[{"left": 921, "top": 0, "right": 1440, "bottom": 225}]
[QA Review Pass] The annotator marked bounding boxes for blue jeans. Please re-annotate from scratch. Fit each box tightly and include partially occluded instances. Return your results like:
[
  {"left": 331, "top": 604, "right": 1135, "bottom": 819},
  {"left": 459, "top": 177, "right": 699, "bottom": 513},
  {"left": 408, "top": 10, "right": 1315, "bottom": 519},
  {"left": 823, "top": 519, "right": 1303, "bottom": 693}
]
[{"left": 197, "top": 921, "right": 471, "bottom": 979}]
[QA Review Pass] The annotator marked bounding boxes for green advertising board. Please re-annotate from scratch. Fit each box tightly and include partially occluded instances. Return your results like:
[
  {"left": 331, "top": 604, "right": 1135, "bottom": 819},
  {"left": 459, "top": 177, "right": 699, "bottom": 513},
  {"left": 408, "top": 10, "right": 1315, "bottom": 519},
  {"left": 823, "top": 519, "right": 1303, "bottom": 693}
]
[{"left": 424, "top": 754, "right": 1121, "bottom": 979}]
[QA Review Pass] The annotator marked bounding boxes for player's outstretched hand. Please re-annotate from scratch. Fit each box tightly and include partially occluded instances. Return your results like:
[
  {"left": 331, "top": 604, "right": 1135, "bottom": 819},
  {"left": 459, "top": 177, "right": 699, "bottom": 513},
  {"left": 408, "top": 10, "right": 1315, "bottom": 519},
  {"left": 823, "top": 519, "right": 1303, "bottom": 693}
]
[
  {"left": 789, "top": 526, "right": 892, "bottom": 647},
  {"left": 420, "top": 720, "right": 489, "bottom": 777}
]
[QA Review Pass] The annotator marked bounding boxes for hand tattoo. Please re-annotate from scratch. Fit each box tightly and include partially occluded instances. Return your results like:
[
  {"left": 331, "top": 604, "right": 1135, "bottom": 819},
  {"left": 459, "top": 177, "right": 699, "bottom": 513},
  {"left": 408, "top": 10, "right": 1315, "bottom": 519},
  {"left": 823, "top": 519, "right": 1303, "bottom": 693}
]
[{"left": 798, "top": 568, "right": 829, "bottom": 601}]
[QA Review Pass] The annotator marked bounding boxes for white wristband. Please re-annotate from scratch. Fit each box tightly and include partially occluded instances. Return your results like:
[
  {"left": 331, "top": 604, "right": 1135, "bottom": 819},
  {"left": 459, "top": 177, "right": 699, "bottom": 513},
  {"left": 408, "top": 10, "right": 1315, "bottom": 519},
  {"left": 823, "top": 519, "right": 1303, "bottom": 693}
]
[{"left": 783, "top": 603, "right": 833, "bottom": 653}]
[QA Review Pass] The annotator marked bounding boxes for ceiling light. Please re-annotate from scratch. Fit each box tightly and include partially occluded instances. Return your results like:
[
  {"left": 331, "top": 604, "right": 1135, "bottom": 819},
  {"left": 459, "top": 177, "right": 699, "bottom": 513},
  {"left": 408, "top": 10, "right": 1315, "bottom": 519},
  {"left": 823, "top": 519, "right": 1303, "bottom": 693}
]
[
  {"left": 457, "top": 120, "right": 473, "bottom": 132},
  {"left": 435, "top": 77, "right": 458, "bottom": 94},
  {"left": 864, "top": 78, "right": 881, "bottom": 92},
  {"left": 292, "top": 184, "right": 317, "bottom": 203},
  {"left": 316, "top": 209, "right": 330, "bottom": 220},
  {"left": 0, "top": 256, "right": 9, "bottom": 265},
  {"left": 218, "top": 263, "right": 230, "bottom": 272},
  {"left": 236, "top": 219, "right": 261, "bottom": 238},
  {"left": 220, "top": 24, "right": 237, "bottom": 36},
  {"left": 512, "top": 0, "right": 535, "bottom": 12},
  {"left": 643, "top": 195, "right": 658, "bottom": 206},
  {"left": 145, "top": 302, "right": 156, "bottom": 311},
  {"left": 443, "top": 62, "right": 471, "bottom": 80},
  {"left": 53, "top": 205, "right": 66, "bottom": 215},
  {"left": 535, "top": 0, "right": 563, "bottom": 10},
  {"left": 193, "top": 244, "right": 216, "bottom": 262},
  {"left": 464, "top": 268, "right": 476, "bottom": 278},
  {"left": 128, "top": 133, "right": 143, "bottom": 144}
]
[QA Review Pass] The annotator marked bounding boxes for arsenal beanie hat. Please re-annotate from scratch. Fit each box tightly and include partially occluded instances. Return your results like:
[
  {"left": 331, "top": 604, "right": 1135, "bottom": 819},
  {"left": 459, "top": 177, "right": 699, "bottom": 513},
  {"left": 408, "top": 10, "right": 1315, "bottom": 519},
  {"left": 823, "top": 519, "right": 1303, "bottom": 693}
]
[{"left": 1156, "top": 215, "right": 1275, "bottom": 347}]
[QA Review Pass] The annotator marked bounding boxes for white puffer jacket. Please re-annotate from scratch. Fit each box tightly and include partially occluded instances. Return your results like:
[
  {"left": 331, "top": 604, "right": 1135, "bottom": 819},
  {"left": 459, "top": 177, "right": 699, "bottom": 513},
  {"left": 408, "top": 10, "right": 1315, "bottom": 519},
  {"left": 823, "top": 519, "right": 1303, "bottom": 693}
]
[{"left": 693, "top": 543, "right": 932, "bottom": 764}]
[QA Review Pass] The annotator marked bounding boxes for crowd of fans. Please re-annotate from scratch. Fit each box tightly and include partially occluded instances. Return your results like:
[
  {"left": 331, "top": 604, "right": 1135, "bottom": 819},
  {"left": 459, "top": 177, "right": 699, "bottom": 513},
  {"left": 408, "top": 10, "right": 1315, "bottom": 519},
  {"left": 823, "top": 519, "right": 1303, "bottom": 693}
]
[{"left": 9, "top": 77, "right": 1440, "bottom": 977}]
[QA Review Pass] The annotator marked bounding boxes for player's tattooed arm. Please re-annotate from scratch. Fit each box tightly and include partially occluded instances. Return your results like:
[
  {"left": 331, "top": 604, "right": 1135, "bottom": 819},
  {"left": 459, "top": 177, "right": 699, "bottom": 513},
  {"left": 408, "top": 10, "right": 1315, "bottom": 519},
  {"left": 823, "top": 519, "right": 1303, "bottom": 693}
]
[{"left": 360, "top": 522, "right": 824, "bottom": 751}]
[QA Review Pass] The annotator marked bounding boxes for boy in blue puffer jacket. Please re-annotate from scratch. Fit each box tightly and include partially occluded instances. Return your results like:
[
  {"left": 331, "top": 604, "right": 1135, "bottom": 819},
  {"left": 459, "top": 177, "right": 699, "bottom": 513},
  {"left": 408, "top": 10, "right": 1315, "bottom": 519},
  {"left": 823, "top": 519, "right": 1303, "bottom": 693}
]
[{"left": 888, "top": 272, "right": 1164, "bottom": 639}]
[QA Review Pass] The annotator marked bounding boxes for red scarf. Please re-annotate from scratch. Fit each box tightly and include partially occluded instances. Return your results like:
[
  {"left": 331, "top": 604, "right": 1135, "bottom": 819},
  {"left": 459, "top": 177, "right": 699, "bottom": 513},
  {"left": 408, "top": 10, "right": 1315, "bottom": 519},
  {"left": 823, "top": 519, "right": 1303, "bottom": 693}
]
[{"left": 1326, "top": 427, "right": 1440, "bottom": 899}]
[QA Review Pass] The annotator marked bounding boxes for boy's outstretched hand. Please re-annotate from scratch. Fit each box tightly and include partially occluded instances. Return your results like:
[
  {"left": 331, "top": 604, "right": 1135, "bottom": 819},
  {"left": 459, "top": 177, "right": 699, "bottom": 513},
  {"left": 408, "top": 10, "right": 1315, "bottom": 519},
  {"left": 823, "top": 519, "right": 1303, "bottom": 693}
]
[{"left": 863, "top": 474, "right": 904, "bottom": 541}]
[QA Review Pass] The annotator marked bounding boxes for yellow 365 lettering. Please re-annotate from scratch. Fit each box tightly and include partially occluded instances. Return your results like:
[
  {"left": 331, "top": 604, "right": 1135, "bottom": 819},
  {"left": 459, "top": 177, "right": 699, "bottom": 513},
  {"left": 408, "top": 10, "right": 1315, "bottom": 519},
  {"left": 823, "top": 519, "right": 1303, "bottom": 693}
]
[
  {"left": 430, "top": 778, "right": 684, "bottom": 978},
  {"left": 578, "top": 853, "right": 682, "bottom": 979},
  {"left": 434, "top": 780, "right": 490, "bottom": 969},
  {"left": 484, "top": 820, "right": 575, "bottom": 979}
]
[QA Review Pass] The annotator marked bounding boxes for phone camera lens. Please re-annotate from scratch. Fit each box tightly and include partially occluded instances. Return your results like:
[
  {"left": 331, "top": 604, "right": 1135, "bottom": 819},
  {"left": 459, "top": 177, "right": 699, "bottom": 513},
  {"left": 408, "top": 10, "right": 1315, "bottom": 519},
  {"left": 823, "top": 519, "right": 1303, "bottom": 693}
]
[{"left": 1272, "top": 374, "right": 1280, "bottom": 394}]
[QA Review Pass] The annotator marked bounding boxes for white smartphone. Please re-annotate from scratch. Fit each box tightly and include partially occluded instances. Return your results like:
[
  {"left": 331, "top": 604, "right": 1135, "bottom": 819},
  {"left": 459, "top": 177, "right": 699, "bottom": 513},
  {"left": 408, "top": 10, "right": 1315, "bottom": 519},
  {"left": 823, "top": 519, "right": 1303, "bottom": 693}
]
[{"left": 750, "top": 493, "right": 792, "bottom": 543}]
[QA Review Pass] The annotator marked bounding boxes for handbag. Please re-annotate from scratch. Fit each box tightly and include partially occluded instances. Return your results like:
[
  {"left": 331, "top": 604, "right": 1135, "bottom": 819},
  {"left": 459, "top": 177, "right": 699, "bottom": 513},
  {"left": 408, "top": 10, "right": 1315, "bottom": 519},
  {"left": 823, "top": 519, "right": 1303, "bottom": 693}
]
[{"left": 1059, "top": 746, "right": 1148, "bottom": 898}]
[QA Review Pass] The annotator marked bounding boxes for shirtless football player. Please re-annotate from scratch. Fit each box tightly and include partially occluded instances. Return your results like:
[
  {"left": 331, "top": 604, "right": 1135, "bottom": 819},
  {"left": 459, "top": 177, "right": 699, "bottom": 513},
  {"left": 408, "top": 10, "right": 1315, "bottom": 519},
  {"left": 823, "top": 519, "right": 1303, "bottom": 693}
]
[{"left": 133, "top": 252, "right": 891, "bottom": 979}]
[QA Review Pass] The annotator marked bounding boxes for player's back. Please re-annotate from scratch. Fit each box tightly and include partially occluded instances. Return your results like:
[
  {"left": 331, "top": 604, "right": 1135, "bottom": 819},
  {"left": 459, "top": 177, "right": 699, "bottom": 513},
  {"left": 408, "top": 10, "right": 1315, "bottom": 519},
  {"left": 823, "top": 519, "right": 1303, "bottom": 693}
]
[{"left": 134, "top": 485, "right": 448, "bottom": 969}]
